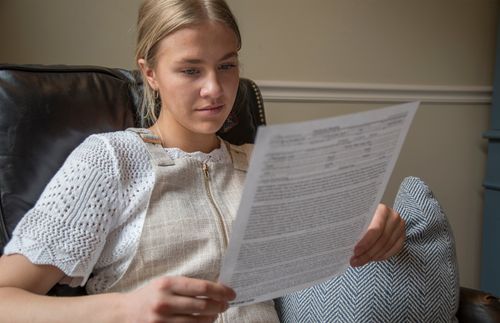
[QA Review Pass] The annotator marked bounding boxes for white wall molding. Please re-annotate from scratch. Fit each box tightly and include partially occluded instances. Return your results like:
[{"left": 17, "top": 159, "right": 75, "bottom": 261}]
[{"left": 256, "top": 80, "right": 493, "bottom": 104}]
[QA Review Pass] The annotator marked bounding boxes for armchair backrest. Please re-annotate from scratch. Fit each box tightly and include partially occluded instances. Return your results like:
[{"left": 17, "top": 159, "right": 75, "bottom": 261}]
[{"left": 0, "top": 64, "right": 266, "bottom": 255}]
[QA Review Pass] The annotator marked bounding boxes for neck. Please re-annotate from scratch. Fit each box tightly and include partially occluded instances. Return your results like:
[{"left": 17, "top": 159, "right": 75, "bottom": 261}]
[{"left": 150, "top": 119, "right": 220, "bottom": 154}]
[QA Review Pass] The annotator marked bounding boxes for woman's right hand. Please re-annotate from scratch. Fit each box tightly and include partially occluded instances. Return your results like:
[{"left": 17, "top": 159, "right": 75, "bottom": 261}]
[{"left": 122, "top": 276, "right": 236, "bottom": 323}]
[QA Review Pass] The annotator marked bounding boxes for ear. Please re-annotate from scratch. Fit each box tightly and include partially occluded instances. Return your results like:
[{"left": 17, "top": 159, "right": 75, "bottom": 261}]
[{"left": 138, "top": 58, "right": 158, "bottom": 90}]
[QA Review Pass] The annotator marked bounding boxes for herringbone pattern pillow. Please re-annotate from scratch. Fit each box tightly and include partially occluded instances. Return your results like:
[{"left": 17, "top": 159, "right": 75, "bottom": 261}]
[{"left": 275, "top": 176, "right": 459, "bottom": 323}]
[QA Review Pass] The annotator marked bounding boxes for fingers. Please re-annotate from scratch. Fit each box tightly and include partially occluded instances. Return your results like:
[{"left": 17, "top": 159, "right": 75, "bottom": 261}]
[
  {"left": 372, "top": 218, "right": 405, "bottom": 260},
  {"left": 157, "top": 276, "right": 235, "bottom": 302},
  {"left": 350, "top": 204, "right": 405, "bottom": 267},
  {"left": 352, "top": 204, "right": 388, "bottom": 256},
  {"left": 153, "top": 276, "right": 235, "bottom": 317},
  {"left": 127, "top": 276, "right": 235, "bottom": 322},
  {"left": 378, "top": 232, "right": 405, "bottom": 261},
  {"left": 153, "top": 293, "right": 228, "bottom": 316},
  {"left": 159, "top": 314, "right": 218, "bottom": 323}
]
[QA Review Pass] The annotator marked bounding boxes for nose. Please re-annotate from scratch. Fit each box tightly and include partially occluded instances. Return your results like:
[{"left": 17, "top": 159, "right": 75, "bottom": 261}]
[{"left": 200, "top": 72, "right": 223, "bottom": 99}]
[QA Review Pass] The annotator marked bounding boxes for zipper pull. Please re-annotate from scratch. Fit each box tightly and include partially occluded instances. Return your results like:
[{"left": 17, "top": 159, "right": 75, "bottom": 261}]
[{"left": 202, "top": 163, "right": 209, "bottom": 179}]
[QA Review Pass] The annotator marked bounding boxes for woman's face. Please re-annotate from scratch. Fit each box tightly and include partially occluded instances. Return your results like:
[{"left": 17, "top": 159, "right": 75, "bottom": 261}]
[{"left": 140, "top": 21, "right": 240, "bottom": 140}]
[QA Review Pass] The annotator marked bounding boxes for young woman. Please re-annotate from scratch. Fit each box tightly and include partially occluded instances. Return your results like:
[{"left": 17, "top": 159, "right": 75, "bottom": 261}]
[{"left": 0, "top": 0, "right": 405, "bottom": 322}]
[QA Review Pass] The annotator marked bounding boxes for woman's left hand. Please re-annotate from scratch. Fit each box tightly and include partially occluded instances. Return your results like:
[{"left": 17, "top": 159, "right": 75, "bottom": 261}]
[{"left": 350, "top": 204, "right": 405, "bottom": 267}]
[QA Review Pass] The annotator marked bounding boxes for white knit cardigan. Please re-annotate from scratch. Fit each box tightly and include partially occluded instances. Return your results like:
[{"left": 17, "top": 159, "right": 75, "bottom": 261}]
[{"left": 4, "top": 130, "right": 232, "bottom": 290}]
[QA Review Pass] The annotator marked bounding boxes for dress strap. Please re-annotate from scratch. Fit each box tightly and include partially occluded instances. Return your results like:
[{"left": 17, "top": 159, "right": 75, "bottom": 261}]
[
  {"left": 126, "top": 128, "right": 175, "bottom": 167},
  {"left": 225, "top": 142, "right": 253, "bottom": 172}
]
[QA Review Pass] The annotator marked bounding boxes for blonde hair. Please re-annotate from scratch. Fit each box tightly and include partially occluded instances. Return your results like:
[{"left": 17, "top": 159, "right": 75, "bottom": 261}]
[{"left": 135, "top": 0, "right": 241, "bottom": 127}]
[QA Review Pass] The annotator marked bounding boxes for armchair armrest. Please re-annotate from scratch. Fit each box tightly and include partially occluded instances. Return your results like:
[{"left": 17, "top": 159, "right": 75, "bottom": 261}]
[{"left": 457, "top": 287, "right": 500, "bottom": 323}]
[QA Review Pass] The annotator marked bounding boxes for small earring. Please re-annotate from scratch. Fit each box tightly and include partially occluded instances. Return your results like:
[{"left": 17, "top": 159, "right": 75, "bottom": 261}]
[{"left": 154, "top": 90, "right": 159, "bottom": 100}]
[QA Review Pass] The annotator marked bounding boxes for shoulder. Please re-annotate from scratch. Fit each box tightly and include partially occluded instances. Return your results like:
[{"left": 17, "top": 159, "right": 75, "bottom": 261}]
[
  {"left": 72, "top": 130, "right": 151, "bottom": 174},
  {"left": 81, "top": 130, "right": 148, "bottom": 158},
  {"left": 227, "top": 143, "right": 254, "bottom": 157},
  {"left": 224, "top": 142, "right": 254, "bottom": 171}
]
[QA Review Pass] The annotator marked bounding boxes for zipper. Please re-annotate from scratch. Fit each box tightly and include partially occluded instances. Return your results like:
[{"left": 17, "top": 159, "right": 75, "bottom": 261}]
[
  {"left": 202, "top": 163, "right": 229, "bottom": 250},
  {"left": 202, "top": 162, "right": 229, "bottom": 323}
]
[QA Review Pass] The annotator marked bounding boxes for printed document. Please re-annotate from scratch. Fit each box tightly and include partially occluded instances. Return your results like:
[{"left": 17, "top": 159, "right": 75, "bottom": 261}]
[{"left": 219, "top": 101, "right": 419, "bottom": 306}]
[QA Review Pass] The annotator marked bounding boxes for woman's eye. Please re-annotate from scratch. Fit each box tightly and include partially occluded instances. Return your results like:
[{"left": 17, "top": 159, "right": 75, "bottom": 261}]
[
  {"left": 182, "top": 68, "right": 200, "bottom": 76},
  {"left": 219, "top": 63, "right": 237, "bottom": 71}
]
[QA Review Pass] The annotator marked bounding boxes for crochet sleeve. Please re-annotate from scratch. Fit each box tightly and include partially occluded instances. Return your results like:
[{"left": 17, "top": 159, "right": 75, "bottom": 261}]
[{"left": 4, "top": 134, "right": 124, "bottom": 284}]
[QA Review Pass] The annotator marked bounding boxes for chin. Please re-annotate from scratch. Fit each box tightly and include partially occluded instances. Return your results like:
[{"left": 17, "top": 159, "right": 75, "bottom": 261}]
[
  {"left": 194, "top": 124, "right": 225, "bottom": 136},
  {"left": 203, "top": 118, "right": 230, "bottom": 132}
]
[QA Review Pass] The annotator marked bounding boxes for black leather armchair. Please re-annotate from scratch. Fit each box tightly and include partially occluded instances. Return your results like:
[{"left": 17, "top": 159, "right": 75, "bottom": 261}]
[{"left": 0, "top": 64, "right": 499, "bottom": 322}]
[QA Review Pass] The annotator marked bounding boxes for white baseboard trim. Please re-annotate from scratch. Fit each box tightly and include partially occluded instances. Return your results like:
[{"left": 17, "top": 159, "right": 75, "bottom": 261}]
[{"left": 256, "top": 80, "right": 492, "bottom": 104}]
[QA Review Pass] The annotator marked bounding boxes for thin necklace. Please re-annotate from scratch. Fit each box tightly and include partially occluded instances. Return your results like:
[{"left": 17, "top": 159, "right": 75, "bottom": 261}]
[{"left": 154, "top": 123, "right": 165, "bottom": 147}]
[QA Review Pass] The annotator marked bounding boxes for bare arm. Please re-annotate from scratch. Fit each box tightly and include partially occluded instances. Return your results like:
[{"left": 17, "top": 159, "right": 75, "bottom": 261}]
[{"left": 0, "top": 254, "right": 235, "bottom": 323}]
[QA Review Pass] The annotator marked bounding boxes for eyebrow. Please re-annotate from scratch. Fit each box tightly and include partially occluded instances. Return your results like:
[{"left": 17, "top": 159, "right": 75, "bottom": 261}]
[{"left": 178, "top": 51, "right": 238, "bottom": 64}]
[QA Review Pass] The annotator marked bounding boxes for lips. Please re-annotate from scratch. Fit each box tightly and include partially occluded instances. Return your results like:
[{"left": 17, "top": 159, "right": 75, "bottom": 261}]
[
  {"left": 196, "top": 104, "right": 224, "bottom": 111},
  {"left": 195, "top": 104, "right": 225, "bottom": 116}
]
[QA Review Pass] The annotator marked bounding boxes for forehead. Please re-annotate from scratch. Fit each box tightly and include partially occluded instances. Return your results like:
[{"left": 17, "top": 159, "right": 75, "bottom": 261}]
[{"left": 155, "top": 21, "right": 239, "bottom": 62}]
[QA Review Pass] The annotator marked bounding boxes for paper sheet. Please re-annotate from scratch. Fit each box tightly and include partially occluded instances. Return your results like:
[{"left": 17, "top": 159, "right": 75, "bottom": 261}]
[{"left": 219, "top": 101, "right": 419, "bottom": 306}]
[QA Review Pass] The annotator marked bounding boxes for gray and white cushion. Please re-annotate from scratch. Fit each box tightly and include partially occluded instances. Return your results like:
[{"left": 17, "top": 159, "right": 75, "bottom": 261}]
[{"left": 275, "top": 176, "right": 460, "bottom": 322}]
